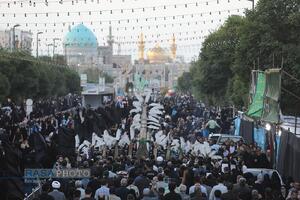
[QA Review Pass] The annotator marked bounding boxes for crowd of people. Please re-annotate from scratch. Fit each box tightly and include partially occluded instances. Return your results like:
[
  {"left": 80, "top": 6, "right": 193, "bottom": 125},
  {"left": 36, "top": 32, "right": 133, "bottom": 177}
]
[{"left": 0, "top": 94, "right": 299, "bottom": 200}]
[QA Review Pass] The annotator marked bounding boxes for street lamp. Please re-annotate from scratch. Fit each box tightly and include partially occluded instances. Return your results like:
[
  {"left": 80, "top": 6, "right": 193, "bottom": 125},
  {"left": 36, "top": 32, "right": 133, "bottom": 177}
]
[
  {"left": 47, "top": 44, "right": 53, "bottom": 57},
  {"left": 36, "top": 31, "right": 43, "bottom": 58},
  {"left": 12, "top": 24, "right": 20, "bottom": 51},
  {"left": 52, "top": 38, "right": 60, "bottom": 61},
  {"left": 265, "top": 123, "right": 271, "bottom": 131}
]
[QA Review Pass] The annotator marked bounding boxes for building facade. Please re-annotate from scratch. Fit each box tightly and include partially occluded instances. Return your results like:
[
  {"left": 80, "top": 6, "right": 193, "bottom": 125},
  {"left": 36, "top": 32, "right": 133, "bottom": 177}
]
[
  {"left": 0, "top": 28, "right": 32, "bottom": 53},
  {"left": 63, "top": 24, "right": 190, "bottom": 92}
]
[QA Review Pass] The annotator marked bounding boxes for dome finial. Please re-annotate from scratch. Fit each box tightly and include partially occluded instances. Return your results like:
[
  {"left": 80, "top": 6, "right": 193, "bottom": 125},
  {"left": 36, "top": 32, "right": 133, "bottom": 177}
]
[
  {"left": 170, "top": 34, "right": 177, "bottom": 60},
  {"left": 138, "top": 32, "right": 145, "bottom": 63}
]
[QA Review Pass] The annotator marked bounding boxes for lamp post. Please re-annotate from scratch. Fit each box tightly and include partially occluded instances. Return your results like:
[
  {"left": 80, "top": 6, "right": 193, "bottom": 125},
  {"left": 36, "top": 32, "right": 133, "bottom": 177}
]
[
  {"left": 47, "top": 44, "right": 53, "bottom": 57},
  {"left": 36, "top": 31, "right": 43, "bottom": 58},
  {"left": 64, "top": 43, "right": 69, "bottom": 65},
  {"left": 52, "top": 38, "right": 60, "bottom": 61},
  {"left": 12, "top": 24, "right": 20, "bottom": 51}
]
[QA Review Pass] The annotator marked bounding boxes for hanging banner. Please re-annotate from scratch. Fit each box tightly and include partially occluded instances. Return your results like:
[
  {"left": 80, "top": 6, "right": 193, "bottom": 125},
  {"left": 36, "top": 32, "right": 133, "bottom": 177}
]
[
  {"left": 246, "top": 71, "right": 266, "bottom": 118},
  {"left": 262, "top": 68, "right": 281, "bottom": 123}
]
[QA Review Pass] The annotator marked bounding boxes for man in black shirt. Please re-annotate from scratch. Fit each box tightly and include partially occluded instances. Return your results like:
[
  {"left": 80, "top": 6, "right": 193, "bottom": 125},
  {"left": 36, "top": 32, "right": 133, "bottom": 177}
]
[{"left": 164, "top": 182, "right": 182, "bottom": 200}]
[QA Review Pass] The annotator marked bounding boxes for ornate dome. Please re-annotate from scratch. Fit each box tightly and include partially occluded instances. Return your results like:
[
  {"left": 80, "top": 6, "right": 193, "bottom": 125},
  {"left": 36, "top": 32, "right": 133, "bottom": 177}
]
[
  {"left": 64, "top": 24, "right": 98, "bottom": 47},
  {"left": 147, "top": 44, "right": 170, "bottom": 64}
]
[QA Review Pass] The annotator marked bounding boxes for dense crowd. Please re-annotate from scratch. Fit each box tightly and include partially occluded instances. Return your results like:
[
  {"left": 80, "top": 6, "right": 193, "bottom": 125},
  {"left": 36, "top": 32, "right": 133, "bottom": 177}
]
[{"left": 0, "top": 94, "right": 299, "bottom": 200}]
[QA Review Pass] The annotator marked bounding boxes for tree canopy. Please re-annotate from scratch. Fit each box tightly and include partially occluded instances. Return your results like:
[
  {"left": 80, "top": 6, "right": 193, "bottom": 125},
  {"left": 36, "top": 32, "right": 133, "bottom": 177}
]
[
  {"left": 0, "top": 50, "right": 80, "bottom": 103},
  {"left": 82, "top": 67, "right": 114, "bottom": 84},
  {"left": 183, "top": 0, "right": 300, "bottom": 115}
]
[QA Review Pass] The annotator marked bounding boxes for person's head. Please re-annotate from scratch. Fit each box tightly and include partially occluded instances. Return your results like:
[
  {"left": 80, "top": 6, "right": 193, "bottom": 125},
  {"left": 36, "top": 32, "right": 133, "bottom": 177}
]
[
  {"left": 236, "top": 175, "right": 243, "bottom": 184},
  {"left": 158, "top": 187, "right": 165, "bottom": 196},
  {"left": 294, "top": 182, "right": 300, "bottom": 190},
  {"left": 85, "top": 187, "right": 93, "bottom": 197},
  {"left": 226, "top": 183, "right": 233, "bottom": 191},
  {"left": 100, "top": 179, "right": 107, "bottom": 186},
  {"left": 168, "top": 182, "right": 176, "bottom": 192},
  {"left": 157, "top": 173, "right": 164, "bottom": 181},
  {"left": 214, "top": 190, "right": 222, "bottom": 198},
  {"left": 51, "top": 181, "right": 61, "bottom": 190},
  {"left": 194, "top": 176, "right": 201, "bottom": 184},
  {"left": 75, "top": 180, "right": 82, "bottom": 188},
  {"left": 251, "top": 189, "right": 260, "bottom": 199},
  {"left": 239, "top": 177, "right": 247, "bottom": 187},
  {"left": 73, "top": 190, "right": 81, "bottom": 199},
  {"left": 256, "top": 173, "right": 264, "bottom": 184},
  {"left": 143, "top": 188, "right": 150, "bottom": 197},
  {"left": 179, "top": 184, "right": 187, "bottom": 193},
  {"left": 58, "top": 155, "right": 64, "bottom": 163},
  {"left": 110, "top": 187, "right": 117, "bottom": 195},
  {"left": 41, "top": 182, "right": 51, "bottom": 193},
  {"left": 120, "top": 178, "right": 128, "bottom": 187},
  {"left": 290, "top": 189, "right": 298, "bottom": 200}
]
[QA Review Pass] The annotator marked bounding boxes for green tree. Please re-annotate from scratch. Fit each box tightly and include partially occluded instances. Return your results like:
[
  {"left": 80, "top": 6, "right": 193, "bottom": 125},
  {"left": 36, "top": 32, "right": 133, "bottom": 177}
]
[
  {"left": 83, "top": 67, "right": 114, "bottom": 84},
  {"left": 177, "top": 72, "right": 193, "bottom": 92},
  {"left": 190, "top": 15, "right": 245, "bottom": 106},
  {"left": 234, "top": 0, "right": 300, "bottom": 114},
  {"left": 189, "top": 0, "right": 300, "bottom": 114},
  {"left": 0, "top": 72, "right": 10, "bottom": 102},
  {"left": 0, "top": 49, "right": 80, "bottom": 104}
]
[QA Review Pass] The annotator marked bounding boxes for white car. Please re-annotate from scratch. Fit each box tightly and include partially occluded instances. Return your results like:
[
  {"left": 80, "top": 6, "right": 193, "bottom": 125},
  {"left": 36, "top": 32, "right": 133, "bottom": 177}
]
[{"left": 208, "top": 134, "right": 245, "bottom": 144}]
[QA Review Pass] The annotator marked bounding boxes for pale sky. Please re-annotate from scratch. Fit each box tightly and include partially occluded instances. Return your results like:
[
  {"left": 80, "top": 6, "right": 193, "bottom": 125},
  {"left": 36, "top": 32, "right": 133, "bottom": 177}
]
[{"left": 0, "top": 0, "right": 254, "bottom": 62}]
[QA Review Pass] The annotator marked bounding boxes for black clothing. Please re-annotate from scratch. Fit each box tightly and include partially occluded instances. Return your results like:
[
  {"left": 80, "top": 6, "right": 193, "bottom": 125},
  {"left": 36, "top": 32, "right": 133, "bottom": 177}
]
[
  {"left": 164, "top": 191, "right": 182, "bottom": 200},
  {"left": 115, "top": 186, "right": 130, "bottom": 200}
]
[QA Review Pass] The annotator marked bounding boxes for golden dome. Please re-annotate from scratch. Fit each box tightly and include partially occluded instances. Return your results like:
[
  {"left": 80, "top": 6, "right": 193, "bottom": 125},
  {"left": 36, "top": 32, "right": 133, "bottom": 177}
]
[{"left": 147, "top": 44, "right": 170, "bottom": 64}]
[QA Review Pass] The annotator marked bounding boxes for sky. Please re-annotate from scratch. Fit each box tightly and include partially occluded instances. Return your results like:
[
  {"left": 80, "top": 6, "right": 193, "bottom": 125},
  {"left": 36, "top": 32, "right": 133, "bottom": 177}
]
[{"left": 0, "top": 0, "right": 255, "bottom": 62}]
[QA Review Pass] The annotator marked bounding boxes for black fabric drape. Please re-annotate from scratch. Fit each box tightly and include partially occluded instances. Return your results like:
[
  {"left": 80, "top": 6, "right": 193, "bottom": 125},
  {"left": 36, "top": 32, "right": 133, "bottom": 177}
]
[
  {"left": 0, "top": 133, "right": 24, "bottom": 200},
  {"left": 57, "top": 127, "right": 76, "bottom": 158},
  {"left": 277, "top": 130, "right": 300, "bottom": 181},
  {"left": 239, "top": 119, "right": 254, "bottom": 144}
]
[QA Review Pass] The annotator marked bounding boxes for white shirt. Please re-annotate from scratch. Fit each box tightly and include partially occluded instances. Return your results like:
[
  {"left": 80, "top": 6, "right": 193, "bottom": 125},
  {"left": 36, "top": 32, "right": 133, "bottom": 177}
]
[
  {"left": 94, "top": 185, "right": 110, "bottom": 200},
  {"left": 209, "top": 183, "right": 228, "bottom": 200},
  {"left": 189, "top": 184, "right": 208, "bottom": 197}
]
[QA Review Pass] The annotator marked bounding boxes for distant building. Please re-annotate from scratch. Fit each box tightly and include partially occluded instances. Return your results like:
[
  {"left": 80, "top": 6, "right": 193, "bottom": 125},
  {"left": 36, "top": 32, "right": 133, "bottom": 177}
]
[
  {"left": 63, "top": 24, "right": 132, "bottom": 92},
  {"left": 62, "top": 24, "right": 190, "bottom": 91},
  {"left": 63, "top": 24, "right": 99, "bottom": 68},
  {"left": 133, "top": 33, "right": 190, "bottom": 90},
  {"left": 63, "top": 24, "right": 131, "bottom": 68},
  {"left": 0, "top": 28, "right": 32, "bottom": 53}
]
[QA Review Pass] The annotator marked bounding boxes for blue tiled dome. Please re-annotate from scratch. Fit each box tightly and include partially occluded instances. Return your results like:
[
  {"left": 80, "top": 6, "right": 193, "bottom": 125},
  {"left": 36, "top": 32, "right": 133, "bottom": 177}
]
[{"left": 64, "top": 24, "right": 98, "bottom": 47}]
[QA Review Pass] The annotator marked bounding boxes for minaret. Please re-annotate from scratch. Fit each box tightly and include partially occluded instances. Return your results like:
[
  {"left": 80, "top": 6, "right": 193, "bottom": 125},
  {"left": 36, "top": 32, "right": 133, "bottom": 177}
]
[
  {"left": 107, "top": 26, "right": 114, "bottom": 64},
  {"left": 107, "top": 26, "right": 114, "bottom": 50},
  {"left": 138, "top": 33, "right": 145, "bottom": 63},
  {"left": 170, "top": 34, "right": 177, "bottom": 61}
]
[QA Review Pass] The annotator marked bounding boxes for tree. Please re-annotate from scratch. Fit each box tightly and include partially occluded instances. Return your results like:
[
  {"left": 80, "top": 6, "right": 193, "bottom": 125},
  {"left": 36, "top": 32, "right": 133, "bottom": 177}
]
[
  {"left": 188, "top": 0, "right": 300, "bottom": 114},
  {"left": 0, "top": 50, "right": 80, "bottom": 104},
  {"left": 189, "top": 15, "right": 245, "bottom": 106},
  {"left": 177, "top": 72, "right": 192, "bottom": 92},
  {"left": 83, "top": 68, "right": 114, "bottom": 84},
  {"left": 0, "top": 72, "right": 10, "bottom": 103},
  {"left": 234, "top": 0, "right": 300, "bottom": 114}
]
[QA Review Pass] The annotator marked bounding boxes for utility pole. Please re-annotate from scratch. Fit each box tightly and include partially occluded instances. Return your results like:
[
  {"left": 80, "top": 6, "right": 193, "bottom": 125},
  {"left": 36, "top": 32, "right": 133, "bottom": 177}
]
[
  {"left": 36, "top": 31, "right": 43, "bottom": 58},
  {"left": 52, "top": 38, "right": 60, "bottom": 61},
  {"left": 47, "top": 44, "right": 53, "bottom": 57},
  {"left": 12, "top": 24, "right": 20, "bottom": 52}
]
